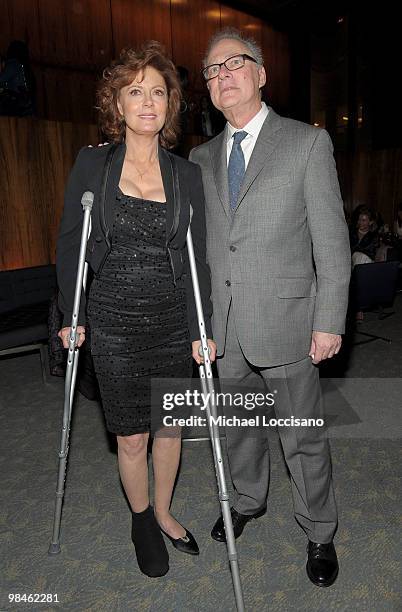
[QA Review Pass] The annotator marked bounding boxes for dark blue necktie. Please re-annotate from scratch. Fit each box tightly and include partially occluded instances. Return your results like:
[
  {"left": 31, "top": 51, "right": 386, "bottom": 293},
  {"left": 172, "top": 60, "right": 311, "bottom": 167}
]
[{"left": 228, "top": 130, "right": 248, "bottom": 211}]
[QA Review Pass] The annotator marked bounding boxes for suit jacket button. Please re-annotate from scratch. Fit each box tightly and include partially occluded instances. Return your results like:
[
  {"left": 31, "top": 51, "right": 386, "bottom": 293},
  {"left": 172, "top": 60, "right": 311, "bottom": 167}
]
[
  {"left": 95, "top": 235, "right": 102, "bottom": 242},
  {"left": 225, "top": 280, "right": 231, "bottom": 287}
]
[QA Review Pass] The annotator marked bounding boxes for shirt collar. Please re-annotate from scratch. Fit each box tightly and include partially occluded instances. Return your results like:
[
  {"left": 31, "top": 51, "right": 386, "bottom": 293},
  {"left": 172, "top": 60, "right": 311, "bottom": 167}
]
[{"left": 226, "top": 101, "right": 269, "bottom": 143}]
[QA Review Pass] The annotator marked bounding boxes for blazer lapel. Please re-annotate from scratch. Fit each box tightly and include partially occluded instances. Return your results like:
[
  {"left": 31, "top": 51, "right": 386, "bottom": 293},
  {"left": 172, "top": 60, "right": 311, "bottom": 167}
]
[
  {"left": 159, "top": 147, "right": 179, "bottom": 245},
  {"left": 103, "top": 143, "right": 178, "bottom": 248},
  {"left": 209, "top": 127, "right": 231, "bottom": 219},
  {"left": 104, "top": 142, "right": 126, "bottom": 235},
  {"left": 235, "top": 108, "right": 283, "bottom": 212}
]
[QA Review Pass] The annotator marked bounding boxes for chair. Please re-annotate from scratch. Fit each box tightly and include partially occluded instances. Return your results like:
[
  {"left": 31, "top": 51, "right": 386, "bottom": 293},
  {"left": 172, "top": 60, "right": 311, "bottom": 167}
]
[
  {"left": 349, "top": 260, "right": 400, "bottom": 345},
  {"left": 0, "top": 265, "right": 57, "bottom": 382},
  {"left": 385, "top": 247, "right": 399, "bottom": 262}
]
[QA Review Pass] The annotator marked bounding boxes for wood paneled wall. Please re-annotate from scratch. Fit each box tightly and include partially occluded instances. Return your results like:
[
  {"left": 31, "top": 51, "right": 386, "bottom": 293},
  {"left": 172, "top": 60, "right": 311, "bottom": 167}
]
[
  {"left": 112, "top": 0, "right": 173, "bottom": 57},
  {"left": 1, "top": 116, "right": 401, "bottom": 272},
  {"left": 0, "top": 117, "right": 99, "bottom": 270},
  {"left": 0, "top": 0, "right": 291, "bottom": 270},
  {"left": 0, "top": 0, "right": 290, "bottom": 123},
  {"left": 171, "top": 0, "right": 220, "bottom": 92},
  {"left": 336, "top": 149, "right": 402, "bottom": 225}
]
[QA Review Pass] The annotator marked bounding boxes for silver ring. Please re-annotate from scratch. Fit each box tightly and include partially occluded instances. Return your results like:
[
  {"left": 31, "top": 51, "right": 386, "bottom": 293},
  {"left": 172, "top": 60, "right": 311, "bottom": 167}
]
[
  {"left": 68, "top": 332, "right": 81, "bottom": 342},
  {"left": 198, "top": 345, "right": 211, "bottom": 357}
]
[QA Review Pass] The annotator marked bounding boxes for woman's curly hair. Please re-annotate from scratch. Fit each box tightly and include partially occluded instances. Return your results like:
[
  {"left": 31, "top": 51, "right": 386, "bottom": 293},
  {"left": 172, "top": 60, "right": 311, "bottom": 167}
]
[{"left": 97, "top": 41, "right": 181, "bottom": 149}]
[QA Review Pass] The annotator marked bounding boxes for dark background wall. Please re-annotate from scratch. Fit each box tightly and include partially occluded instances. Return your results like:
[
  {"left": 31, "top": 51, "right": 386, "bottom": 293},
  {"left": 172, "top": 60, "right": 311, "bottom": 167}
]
[
  {"left": 1, "top": 0, "right": 401, "bottom": 270},
  {"left": 0, "top": 0, "right": 290, "bottom": 123},
  {"left": 0, "top": 0, "right": 290, "bottom": 270},
  {"left": 305, "top": 1, "right": 402, "bottom": 223}
]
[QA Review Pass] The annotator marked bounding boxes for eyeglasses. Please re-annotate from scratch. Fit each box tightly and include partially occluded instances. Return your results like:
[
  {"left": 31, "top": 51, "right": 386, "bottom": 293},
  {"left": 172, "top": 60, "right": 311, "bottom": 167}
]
[{"left": 202, "top": 54, "right": 258, "bottom": 82}]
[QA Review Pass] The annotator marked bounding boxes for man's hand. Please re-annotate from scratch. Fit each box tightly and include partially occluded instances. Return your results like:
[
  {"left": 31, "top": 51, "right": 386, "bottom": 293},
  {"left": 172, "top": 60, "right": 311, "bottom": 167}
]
[
  {"left": 309, "top": 331, "right": 341, "bottom": 365},
  {"left": 192, "top": 339, "right": 217, "bottom": 365},
  {"left": 58, "top": 325, "right": 86, "bottom": 348}
]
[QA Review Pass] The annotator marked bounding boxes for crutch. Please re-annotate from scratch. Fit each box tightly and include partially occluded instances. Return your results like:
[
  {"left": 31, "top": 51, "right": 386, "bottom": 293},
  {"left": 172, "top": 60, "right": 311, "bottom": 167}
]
[
  {"left": 186, "top": 227, "right": 245, "bottom": 612},
  {"left": 48, "top": 191, "right": 94, "bottom": 555}
]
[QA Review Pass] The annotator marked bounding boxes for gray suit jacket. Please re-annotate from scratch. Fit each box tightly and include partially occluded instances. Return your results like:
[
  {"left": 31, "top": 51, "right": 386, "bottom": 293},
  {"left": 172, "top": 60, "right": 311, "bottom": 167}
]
[{"left": 190, "top": 107, "right": 351, "bottom": 367}]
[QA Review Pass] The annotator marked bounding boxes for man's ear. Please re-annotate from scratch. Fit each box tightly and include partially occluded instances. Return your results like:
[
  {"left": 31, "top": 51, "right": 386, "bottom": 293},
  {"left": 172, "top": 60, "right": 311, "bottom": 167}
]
[{"left": 258, "top": 66, "right": 266, "bottom": 89}]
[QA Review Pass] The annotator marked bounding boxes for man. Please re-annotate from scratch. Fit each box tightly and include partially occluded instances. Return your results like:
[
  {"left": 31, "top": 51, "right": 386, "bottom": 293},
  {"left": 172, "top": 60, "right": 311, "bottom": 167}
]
[{"left": 190, "top": 28, "right": 351, "bottom": 588}]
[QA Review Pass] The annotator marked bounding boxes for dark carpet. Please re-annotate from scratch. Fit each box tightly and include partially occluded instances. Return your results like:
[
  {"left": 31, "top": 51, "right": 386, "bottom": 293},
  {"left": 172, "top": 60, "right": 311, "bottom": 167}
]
[{"left": 0, "top": 296, "right": 401, "bottom": 611}]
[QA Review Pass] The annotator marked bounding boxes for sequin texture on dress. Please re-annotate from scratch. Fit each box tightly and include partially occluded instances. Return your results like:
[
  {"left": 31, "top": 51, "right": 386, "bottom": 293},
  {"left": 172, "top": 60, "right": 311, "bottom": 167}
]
[{"left": 86, "top": 190, "right": 192, "bottom": 435}]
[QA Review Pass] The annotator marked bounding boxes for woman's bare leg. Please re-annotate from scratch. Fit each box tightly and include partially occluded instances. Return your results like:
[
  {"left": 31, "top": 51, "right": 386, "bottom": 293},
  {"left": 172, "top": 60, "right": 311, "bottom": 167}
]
[
  {"left": 152, "top": 428, "right": 186, "bottom": 539},
  {"left": 117, "top": 432, "right": 149, "bottom": 512}
]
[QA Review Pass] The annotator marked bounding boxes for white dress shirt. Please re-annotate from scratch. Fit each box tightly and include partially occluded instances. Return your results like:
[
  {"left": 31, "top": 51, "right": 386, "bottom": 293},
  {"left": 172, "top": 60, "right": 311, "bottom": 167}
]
[{"left": 226, "top": 101, "right": 269, "bottom": 169}]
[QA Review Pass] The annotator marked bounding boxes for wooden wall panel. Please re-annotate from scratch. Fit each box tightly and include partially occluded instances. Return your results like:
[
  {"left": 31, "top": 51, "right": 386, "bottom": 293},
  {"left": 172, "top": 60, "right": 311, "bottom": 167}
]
[
  {"left": 392, "top": 150, "right": 402, "bottom": 216},
  {"left": 261, "top": 24, "right": 290, "bottom": 113},
  {"left": 0, "top": 0, "right": 41, "bottom": 61},
  {"left": 171, "top": 0, "right": 220, "bottom": 93},
  {"left": 39, "top": 68, "right": 98, "bottom": 124},
  {"left": 220, "top": 6, "right": 262, "bottom": 48},
  {"left": 335, "top": 149, "right": 402, "bottom": 225},
  {"left": 2, "top": 116, "right": 401, "bottom": 271},
  {"left": 0, "top": 117, "right": 98, "bottom": 270},
  {"left": 111, "top": 0, "right": 172, "bottom": 58},
  {"left": 35, "top": 120, "right": 99, "bottom": 263},
  {"left": 0, "top": 1, "right": 293, "bottom": 271},
  {"left": 1, "top": 0, "right": 291, "bottom": 124},
  {"left": 37, "top": 0, "right": 113, "bottom": 68},
  {"left": 0, "top": 117, "right": 46, "bottom": 270}
]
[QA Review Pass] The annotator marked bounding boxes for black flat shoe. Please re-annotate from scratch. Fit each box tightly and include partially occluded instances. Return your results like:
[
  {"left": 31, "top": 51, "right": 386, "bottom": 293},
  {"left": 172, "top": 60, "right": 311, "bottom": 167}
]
[
  {"left": 131, "top": 506, "right": 169, "bottom": 577},
  {"left": 160, "top": 526, "right": 199, "bottom": 555},
  {"left": 306, "top": 540, "right": 339, "bottom": 587},
  {"left": 211, "top": 507, "right": 266, "bottom": 542}
]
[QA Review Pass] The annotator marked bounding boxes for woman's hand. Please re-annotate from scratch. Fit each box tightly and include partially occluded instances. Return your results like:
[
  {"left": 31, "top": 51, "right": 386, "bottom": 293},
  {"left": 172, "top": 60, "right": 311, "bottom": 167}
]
[
  {"left": 58, "top": 325, "right": 86, "bottom": 348},
  {"left": 192, "top": 339, "right": 217, "bottom": 365}
]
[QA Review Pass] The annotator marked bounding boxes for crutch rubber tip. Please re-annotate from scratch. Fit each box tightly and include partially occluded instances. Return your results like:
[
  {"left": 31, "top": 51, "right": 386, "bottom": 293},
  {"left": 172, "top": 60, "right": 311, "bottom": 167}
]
[{"left": 48, "top": 542, "right": 61, "bottom": 555}]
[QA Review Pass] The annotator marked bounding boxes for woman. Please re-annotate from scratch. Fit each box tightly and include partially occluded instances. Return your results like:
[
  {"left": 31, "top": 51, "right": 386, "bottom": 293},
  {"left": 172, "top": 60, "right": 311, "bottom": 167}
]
[
  {"left": 349, "top": 206, "right": 379, "bottom": 321},
  {"left": 349, "top": 206, "right": 379, "bottom": 265},
  {"left": 393, "top": 203, "right": 402, "bottom": 262},
  {"left": 56, "top": 42, "right": 216, "bottom": 577},
  {"left": 394, "top": 203, "right": 402, "bottom": 238}
]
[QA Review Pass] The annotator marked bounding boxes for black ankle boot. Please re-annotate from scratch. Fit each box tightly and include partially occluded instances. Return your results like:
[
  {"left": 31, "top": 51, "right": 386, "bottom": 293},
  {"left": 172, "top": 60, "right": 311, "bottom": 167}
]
[{"left": 131, "top": 505, "right": 169, "bottom": 577}]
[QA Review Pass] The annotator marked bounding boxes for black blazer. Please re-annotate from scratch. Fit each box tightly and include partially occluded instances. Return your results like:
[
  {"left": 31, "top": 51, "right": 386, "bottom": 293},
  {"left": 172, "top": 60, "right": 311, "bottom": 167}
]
[{"left": 56, "top": 142, "right": 212, "bottom": 342}]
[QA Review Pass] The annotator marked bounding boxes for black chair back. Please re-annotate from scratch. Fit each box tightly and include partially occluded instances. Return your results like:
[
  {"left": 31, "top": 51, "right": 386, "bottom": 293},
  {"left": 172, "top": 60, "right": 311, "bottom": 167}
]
[
  {"left": 350, "top": 261, "right": 399, "bottom": 310},
  {"left": 0, "top": 265, "right": 56, "bottom": 314}
]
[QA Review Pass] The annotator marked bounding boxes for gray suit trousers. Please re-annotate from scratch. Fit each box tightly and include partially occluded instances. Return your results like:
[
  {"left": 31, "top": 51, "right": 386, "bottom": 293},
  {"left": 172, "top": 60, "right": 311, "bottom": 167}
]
[{"left": 217, "top": 304, "right": 338, "bottom": 544}]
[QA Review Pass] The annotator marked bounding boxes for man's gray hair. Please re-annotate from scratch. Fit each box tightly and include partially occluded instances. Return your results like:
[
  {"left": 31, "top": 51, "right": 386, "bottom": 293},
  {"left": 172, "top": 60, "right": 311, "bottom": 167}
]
[{"left": 203, "top": 27, "right": 264, "bottom": 68}]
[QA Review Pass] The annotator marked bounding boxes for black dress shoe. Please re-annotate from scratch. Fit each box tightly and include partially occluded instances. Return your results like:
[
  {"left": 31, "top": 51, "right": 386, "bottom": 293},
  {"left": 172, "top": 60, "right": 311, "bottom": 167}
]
[
  {"left": 160, "top": 526, "right": 199, "bottom": 555},
  {"left": 211, "top": 507, "right": 265, "bottom": 542},
  {"left": 306, "top": 540, "right": 339, "bottom": 587}
]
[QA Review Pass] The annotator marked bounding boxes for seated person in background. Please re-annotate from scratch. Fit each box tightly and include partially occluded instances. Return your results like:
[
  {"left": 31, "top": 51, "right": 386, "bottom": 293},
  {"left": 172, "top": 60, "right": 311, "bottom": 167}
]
[
  {"left": 349, "top": 206, "right": 379, "bottom": 267},
  {"left": 349, "top": 207, "right": 379, "bottom": 321},
  {"left": 393, "top": 203, "right": 402, "bottom": 262},
  {"left": 371, "top": 209, "right": 385, "bottom": 234}
]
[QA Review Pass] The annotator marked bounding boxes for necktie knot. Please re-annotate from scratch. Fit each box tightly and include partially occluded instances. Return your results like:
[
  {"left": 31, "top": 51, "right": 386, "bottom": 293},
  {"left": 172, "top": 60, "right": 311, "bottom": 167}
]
[{"left": 233, "top": 130, "right": 248, "bottom": 145}]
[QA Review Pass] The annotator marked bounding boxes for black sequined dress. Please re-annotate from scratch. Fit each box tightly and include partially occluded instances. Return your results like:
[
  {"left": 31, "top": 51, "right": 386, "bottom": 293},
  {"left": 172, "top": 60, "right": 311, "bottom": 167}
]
[{"left": 86, "top": 190, "right": 192, "bottom": 436}]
